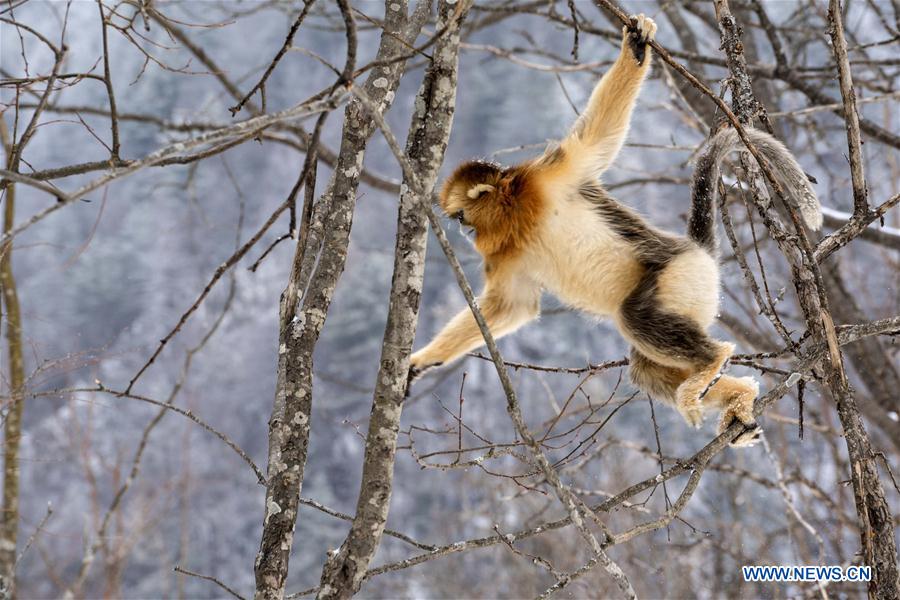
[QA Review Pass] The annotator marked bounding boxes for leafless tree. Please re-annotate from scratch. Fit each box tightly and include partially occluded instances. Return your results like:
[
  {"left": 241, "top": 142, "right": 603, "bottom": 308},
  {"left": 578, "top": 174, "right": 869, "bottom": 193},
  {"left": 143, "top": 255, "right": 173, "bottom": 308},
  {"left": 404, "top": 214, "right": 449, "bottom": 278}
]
[{"left": 1, "top": 0, "right": 898, "bottom": 599}]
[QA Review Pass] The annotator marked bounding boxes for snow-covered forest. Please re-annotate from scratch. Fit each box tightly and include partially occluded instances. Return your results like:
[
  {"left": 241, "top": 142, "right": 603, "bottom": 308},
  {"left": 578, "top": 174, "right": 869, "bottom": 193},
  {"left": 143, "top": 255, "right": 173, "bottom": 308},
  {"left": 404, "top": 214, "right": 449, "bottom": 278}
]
[{"left": 1, "top": 0, "right": 898, "bottom": 598}]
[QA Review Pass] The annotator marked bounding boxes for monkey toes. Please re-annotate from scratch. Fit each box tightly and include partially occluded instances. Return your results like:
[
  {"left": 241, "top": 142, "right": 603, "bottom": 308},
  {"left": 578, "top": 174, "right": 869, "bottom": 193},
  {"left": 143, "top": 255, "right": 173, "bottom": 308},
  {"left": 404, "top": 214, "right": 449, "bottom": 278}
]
[
  {"left": 717, "top": 376, "right": 761, "bottom": 447},
  {"left": 721, "top": 416, "right": 763, "bottom": 448},
  {"left": 625, "top": 13, "right": 657, "bottom": 43}
]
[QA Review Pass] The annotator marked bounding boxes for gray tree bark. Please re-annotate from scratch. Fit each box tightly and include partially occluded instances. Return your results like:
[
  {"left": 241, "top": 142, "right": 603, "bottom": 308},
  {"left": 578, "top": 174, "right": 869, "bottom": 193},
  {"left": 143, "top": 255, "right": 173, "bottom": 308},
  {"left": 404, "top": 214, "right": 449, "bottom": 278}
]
[
  {"left": 713, "top": 2, "right": 899, "bottom": 597},
  {"left": 733, "top": 6, "right": 900, "bottom": 450},
  {"left": 0, "top": 122, "right": 25, "bottom": 600},
  {"left": 316, "top": 3, "right": 469, "bottom": 598},
  {"left": 253, "top": 4, "right": 427, "bottom": 599}
]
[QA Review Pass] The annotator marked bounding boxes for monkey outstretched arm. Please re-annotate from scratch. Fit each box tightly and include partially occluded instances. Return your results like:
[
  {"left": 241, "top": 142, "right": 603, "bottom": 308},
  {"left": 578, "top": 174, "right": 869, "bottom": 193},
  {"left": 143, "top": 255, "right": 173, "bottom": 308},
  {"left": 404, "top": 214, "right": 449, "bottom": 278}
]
[
  {"left": 556, "top": 14, "right": 656, "bottom": 180},
  {"left": 410, "top": 279, "right": 540, "bottom": 372},
  {"left": 406, "top": 12, "right": 816, "bottom": 448}
]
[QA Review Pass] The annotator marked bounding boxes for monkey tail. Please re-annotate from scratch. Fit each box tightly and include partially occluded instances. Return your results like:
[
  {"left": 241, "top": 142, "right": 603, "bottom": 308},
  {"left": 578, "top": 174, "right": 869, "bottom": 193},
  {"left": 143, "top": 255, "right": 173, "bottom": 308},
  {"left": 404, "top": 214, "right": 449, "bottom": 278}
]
[{"left": 688, "top": 127, "right": 822, "bottom": 252}]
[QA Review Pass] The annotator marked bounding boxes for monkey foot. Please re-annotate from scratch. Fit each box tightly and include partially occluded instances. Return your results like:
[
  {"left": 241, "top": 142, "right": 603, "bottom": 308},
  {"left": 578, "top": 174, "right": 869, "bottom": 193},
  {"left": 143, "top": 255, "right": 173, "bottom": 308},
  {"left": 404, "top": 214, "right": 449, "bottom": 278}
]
[{"left": 719, "top": 415, "right": 762, "bottom": 448}]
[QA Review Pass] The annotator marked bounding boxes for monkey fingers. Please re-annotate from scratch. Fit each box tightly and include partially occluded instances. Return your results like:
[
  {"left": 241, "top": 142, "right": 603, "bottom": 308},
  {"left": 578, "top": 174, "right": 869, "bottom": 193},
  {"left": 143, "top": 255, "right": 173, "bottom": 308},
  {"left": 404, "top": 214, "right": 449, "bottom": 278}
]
[
  {"left": 623, "top": 14, "right": 657, "bottom": 65},
  {"left": 676, "top": 398, "right": 704, "bottom": 429},
  {"left": 404, "top": 361, "right": 442, "bottom": 399}
]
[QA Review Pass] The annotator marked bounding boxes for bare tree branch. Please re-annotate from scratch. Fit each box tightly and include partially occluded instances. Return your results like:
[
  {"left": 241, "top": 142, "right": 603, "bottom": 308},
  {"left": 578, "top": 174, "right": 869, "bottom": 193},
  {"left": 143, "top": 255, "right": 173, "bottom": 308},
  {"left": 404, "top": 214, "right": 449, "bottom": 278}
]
[{"left": 316, "top": 3, "right": 468, "bottom": 597}]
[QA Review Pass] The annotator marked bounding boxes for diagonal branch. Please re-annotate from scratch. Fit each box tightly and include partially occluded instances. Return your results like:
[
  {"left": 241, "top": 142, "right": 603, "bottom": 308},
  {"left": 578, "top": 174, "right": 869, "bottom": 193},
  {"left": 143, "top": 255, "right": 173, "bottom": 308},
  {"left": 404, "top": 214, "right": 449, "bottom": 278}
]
[{"left": 230, "top": 0, "right": 318, "bottom": 116}]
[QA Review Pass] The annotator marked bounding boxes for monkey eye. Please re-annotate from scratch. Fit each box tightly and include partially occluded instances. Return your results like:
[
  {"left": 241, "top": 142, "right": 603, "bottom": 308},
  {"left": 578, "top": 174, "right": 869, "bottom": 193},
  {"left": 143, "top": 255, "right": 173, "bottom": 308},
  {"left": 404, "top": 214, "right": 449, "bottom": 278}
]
[{"left": 454, "top": 210, "right": 465, "bottom": 223}]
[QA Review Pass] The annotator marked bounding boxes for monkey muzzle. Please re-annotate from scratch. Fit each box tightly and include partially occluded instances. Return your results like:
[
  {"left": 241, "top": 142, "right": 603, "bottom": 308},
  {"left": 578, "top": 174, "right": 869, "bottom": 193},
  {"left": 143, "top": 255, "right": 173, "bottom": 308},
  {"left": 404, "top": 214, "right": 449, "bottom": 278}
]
[{"left": 453, "top": 210, "right": 476, "bottom": 238}]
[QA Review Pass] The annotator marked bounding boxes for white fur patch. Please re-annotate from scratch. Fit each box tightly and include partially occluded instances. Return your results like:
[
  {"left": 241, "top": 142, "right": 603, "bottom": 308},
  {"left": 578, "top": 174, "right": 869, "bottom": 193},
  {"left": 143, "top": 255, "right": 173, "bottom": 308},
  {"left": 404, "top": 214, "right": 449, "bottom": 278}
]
[{"left": 466, "top": 183, "right": 495, "bottom": 199}]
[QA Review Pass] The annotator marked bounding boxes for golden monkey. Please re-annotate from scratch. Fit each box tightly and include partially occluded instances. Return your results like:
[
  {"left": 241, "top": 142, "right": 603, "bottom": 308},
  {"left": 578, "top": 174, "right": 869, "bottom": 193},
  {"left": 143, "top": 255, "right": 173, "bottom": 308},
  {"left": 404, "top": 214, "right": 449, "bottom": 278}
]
[{"left": 409, "top": 15, "right": 821, "bottom": 447}]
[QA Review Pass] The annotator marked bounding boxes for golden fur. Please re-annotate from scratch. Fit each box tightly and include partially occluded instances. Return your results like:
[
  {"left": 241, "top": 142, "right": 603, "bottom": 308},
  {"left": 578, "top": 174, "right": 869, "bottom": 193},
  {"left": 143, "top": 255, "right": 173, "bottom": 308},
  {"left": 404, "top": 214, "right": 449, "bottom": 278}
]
[{"left": 410, "top": 15, "right": 816, "bottom": 448}]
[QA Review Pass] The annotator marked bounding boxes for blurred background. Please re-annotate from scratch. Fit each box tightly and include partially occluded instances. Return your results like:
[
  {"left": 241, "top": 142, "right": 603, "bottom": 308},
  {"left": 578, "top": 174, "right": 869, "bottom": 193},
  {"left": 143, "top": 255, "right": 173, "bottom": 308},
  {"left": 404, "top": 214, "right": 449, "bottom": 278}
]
[{"left": 1, "top": 1, "right": 898, "bottom": 598}]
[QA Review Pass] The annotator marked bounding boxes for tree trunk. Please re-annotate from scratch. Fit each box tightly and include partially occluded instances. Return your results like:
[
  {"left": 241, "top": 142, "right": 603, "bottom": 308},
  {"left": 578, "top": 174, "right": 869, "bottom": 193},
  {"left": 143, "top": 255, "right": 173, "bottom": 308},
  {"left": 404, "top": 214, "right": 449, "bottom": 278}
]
[
  {"left": 0, "top": 122, "right": 25, "bottom": 600},
  {"left": 316, "top": 2, "right": 468, "bottom": 598},
  {"left": 253, "top": 4, "right": 426, "bottom": 599}
]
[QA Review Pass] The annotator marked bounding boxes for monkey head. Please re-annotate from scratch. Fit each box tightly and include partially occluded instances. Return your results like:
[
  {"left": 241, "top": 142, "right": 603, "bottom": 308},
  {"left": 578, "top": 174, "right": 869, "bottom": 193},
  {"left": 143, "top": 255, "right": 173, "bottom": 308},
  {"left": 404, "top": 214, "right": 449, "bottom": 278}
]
[
  {"left": 438, "top": 159, "right": 539, "bottom": 257},
  {"left": 438, "top": 160, "right": 503, "bottom": 229}
]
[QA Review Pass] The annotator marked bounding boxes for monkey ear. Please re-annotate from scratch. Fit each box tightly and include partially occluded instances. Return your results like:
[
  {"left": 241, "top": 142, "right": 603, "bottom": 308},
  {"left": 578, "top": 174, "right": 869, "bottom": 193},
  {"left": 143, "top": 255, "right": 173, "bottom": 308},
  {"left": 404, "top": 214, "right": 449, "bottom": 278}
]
[{"left": 466, "top": 183, "right": 495, "bottom": 199}]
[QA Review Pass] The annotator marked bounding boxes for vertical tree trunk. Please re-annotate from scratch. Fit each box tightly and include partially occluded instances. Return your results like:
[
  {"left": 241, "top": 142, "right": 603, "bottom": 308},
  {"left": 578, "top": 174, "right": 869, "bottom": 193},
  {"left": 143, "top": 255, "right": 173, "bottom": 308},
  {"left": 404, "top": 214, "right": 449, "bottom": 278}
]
[
  {"left": 0, "top": 122, "right": 25, "bottom": 600},
  {"left": 253, "top": 4, "right": 426, "bottom": 599},
  {"left": 316, "top": 2, "right": 468, "bottom": 598}
]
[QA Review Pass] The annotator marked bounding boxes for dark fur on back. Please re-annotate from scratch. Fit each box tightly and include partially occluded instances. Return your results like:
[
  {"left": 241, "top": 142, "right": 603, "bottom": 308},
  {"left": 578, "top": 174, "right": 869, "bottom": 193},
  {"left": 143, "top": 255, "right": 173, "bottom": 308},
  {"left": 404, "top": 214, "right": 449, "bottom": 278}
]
[
  {"left": 580, "top": 181, "right": 717, "bottom": 369},
  {"left": 580, "top": 181, "right": 689, "bottom": 267}
]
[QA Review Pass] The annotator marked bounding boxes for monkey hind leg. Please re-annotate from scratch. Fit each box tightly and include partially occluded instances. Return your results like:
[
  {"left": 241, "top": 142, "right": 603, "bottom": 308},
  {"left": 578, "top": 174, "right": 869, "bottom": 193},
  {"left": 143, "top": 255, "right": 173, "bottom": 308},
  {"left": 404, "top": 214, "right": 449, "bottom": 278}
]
[
  {"left": 670, "top": 340, "right": 735, "bottom": 429},
  {"left": 706, "top": 375, "right": 762, "bottom": 447},
  {"left": 622, "top": 274, "right": 759, "bottom": 445},
  {"left": 628, "top": 348, "right": 689, "bottom": 404},
  {"left": 620, "top": 273, "right": 729, "bottom": 429}
]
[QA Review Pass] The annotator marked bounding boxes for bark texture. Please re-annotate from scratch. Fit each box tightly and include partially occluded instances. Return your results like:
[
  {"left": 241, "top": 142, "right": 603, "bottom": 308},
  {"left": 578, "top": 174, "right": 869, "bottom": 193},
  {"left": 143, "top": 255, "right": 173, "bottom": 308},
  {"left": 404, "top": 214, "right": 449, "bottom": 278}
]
[
  {"left": 253, "top": 4, "right": 426, "bottom": 599},
  {"left": 726, "top": 2, "right": 900, "bottom": 452},
  {"left": 0, "top": 124, "right": 24, "bottom": 600},
  {"left": 316, "top": 2, "right": 469, "bottom": 598},
  {"left": 713, "top": 3, "right": 899, "bottom": 597}
]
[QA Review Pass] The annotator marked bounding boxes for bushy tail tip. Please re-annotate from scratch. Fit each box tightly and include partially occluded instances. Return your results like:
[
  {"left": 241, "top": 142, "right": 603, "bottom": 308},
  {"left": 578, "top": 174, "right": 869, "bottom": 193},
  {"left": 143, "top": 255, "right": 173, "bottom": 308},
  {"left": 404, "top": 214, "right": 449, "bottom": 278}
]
[{"left": 688, "top": 127, "right": 822, "bottom": 251}]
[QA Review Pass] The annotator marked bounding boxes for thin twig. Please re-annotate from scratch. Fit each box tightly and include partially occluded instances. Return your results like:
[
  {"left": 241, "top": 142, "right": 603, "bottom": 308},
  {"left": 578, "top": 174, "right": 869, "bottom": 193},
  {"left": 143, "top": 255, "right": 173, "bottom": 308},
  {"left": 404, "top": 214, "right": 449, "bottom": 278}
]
[
  {"left": 828, "top": 0, "right": 868, "bottom": 217},
  {"left": 230, "top": 0, "right": 318, "bottom": 115},
  {"left": 173, "top": 566, "right": 246, "bottom": 600}
]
